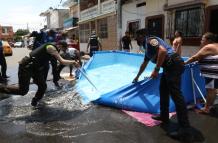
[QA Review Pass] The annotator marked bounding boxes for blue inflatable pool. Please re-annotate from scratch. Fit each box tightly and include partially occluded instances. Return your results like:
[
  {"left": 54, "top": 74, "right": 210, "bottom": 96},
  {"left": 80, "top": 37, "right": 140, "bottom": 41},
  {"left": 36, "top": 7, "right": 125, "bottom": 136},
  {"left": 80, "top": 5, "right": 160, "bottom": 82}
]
[{"left": 76, "top": 51, "right": 206, "bottom": 113}]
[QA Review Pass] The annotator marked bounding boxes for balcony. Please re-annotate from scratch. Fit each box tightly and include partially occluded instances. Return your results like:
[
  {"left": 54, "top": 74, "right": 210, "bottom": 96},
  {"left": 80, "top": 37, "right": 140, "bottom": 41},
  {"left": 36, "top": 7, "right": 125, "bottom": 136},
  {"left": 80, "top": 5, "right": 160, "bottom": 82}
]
[
  {"left": 63, "top": 17, "right": 79, "bottom": 28},
  {"left": 80, "top": 0, "right": 116, "bottom": 22},
  {"left": 62, "top": 0, "right": 78, "bottom": 7}
]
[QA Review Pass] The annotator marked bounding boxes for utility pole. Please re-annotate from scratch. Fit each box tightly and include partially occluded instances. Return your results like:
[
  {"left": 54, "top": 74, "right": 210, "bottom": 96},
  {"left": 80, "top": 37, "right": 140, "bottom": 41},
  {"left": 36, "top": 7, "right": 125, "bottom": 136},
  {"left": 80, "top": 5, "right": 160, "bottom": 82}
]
[
  {"left": 27, "top": 23, "right": 29, "bottom": 31},
  {"left": 116, "top": 0, "right": 122, "bottom": 50},
  {"left": 98, "top": 0, "right": 101, "bottom": 14}
]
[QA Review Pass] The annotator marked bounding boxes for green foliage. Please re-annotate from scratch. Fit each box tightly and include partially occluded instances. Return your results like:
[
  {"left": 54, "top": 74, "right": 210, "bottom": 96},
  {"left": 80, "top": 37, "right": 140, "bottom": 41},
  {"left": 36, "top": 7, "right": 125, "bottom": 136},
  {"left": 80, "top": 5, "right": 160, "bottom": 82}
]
[{"left": 14, "top": 29, "right": 30, "bottom": 41}]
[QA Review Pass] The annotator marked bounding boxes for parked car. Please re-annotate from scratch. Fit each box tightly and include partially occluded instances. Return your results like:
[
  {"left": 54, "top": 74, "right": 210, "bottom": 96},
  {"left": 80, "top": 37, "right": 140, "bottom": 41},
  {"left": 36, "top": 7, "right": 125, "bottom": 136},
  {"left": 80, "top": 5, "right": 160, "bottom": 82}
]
[
  {"left": 2, "top": 41, "right": 13, "bottom": 56},
  {"left": 14, "top": 41, "right": 23, "bottom": 48}
]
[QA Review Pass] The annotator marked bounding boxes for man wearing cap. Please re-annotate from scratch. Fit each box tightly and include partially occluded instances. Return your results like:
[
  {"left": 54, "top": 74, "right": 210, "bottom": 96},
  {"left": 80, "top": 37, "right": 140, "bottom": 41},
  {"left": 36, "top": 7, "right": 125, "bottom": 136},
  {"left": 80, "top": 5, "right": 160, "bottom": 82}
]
[
  {"left": 0, "top": 41, "right": 79, "bottom": 107},
  {"left": 87, "top": 31, "right": 102, "bottom": 57},
  {"left": 133, "top": 29, "right": 191, "bottom": 140}
]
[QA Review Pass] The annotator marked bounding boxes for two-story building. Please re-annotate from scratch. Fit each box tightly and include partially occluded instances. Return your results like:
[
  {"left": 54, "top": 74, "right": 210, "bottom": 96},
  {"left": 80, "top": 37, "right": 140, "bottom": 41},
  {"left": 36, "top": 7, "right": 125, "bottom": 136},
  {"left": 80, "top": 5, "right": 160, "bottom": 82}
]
[
  {"left": 0, "top": 25, "right": 14, "bottom": 42},
  {"left": 62, "top": 0, "right": 79, "bottom": 37},
  {"left": 40, "top": 7, "right": 69, "bottom": 31},
  {"left": 122, "top": 0, "right": 218, "bottom": 56},
  {"left": 79, "top": 0, "right": 117, "bottom": 51}
]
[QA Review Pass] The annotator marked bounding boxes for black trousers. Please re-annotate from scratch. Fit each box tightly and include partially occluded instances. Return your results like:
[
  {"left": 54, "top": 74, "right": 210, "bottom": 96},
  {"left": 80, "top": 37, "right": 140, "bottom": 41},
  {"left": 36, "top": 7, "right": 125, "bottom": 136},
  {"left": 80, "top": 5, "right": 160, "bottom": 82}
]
[
  {"left": 0, "top": 53, "right": 7, "bottom": 77},
  {"left": 0, "top": 57, "right": 47, "bottom": 102},
  {"left": 44, "top": 57, "right": 59, "bottom": 83},
  {"left": 160, "top": 54, "right": 190, "bottom": 128},
  {"left": 90, "top": 47, "right": 99, "bottom": 57}
]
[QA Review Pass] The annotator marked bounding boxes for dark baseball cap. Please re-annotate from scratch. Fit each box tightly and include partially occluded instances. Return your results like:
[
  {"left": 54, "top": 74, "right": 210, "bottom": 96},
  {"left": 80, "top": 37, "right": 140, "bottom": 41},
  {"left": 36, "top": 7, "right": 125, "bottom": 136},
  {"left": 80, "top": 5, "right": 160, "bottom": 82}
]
[{"left": 57, "top": 40, "right": 68, "bottom": 48}]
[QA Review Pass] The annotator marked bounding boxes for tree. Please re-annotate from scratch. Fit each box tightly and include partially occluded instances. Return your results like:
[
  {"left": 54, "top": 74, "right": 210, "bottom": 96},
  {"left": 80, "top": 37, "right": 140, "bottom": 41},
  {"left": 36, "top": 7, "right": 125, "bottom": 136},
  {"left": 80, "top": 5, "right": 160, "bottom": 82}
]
[{"left": 14, "top": 29, "right": 30, "bottom": 42}]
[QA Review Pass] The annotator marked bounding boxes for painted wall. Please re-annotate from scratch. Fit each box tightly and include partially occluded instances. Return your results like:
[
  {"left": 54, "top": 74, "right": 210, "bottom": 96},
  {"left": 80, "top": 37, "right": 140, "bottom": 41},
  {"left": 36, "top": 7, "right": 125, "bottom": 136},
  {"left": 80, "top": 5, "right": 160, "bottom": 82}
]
[
  {"left": 50, "top": 11, "right": 59, "bottom": 29},
  {"left": 167, "top": 0, "right": 193, "bottom": 6},
  {"left": 122, "top": 0, "right": 166, "bottom": 50},
  {"left": 207, "top": 0, "right": 218, "bottom": 6}
]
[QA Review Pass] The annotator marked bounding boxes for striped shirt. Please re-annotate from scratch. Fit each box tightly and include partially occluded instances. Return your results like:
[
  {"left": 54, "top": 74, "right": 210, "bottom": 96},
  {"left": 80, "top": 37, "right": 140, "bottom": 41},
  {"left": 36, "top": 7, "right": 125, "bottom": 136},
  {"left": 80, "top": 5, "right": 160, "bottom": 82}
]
[{"left": 198, "top": 55, "right": 218, "bottom": 79}]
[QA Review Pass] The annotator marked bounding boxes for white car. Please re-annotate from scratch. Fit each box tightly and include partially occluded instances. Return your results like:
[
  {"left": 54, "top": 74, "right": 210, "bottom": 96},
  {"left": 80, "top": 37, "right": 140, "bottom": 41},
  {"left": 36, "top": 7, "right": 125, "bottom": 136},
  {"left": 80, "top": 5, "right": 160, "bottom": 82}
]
[{"left": 14, "top": 42, "right": 23, "bottom": 48}]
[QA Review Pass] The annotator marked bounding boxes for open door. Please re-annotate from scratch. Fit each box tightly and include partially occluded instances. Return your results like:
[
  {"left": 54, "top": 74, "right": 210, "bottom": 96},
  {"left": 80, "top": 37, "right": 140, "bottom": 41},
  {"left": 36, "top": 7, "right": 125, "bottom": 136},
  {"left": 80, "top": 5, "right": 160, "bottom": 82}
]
[
  {"left": 206, "top": 6, "right": 218, "bottom": 36},
  {"left": 209, "top": 9, "right": 218, "bottom": 35},
  {"left": 146, "top": 15, "right": 164, "bottom": 38}
]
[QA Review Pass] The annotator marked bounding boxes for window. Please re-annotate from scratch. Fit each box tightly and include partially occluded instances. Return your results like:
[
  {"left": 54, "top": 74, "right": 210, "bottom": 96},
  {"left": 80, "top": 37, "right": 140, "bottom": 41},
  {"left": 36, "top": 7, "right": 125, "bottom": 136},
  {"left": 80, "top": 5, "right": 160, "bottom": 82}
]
[
  {"left": 98, "top": 18, "right": 108, "bottom": 38},
  {"left": 175, "top": 7, "right": 204, "bottom": 37},
  {"left": 127, "top": 20, "right": 140, "bottom": 39},
  {"left": 79, "top": 23, "right": 90, "bottom": 43},
  {"left": 2, "top": 28, "right": 8, "bottom": 34}
]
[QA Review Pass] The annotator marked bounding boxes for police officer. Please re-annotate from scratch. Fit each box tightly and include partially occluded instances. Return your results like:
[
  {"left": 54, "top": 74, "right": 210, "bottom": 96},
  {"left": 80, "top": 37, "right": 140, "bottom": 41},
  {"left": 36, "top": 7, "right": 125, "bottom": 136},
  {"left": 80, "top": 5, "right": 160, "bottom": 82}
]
[
  {"left": 133, "top": 29, "right": 191, "bottom": 139},
  {"left": 0, "top": 41, "right": 79, "bottom": 107},
  {"left": 86, "top": 31, "right": 102, "bottom": 57}
]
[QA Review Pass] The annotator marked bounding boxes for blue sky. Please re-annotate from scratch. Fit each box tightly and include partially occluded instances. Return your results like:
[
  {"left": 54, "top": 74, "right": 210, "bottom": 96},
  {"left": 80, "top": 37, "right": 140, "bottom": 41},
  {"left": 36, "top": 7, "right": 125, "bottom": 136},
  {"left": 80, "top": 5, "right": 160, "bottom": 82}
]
[{"left": 0, "top": 0, "right": 66, "bottom": 32}]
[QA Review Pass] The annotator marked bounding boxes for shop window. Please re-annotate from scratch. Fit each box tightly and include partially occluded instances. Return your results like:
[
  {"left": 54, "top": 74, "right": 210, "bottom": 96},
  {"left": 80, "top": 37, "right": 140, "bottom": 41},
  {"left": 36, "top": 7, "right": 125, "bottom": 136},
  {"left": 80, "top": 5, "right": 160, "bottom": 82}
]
[
  {"left": 175, "top": 7, "right": 204, "bottom": 37},
  {"left": 79, "top": 23, "right": 90, "bottom": 43},
  {"left": 98, "top": 18, "right": 108, "bottom": 39},
  {"left": 127, "top": 20, "right": 140, "bottom": 39}
]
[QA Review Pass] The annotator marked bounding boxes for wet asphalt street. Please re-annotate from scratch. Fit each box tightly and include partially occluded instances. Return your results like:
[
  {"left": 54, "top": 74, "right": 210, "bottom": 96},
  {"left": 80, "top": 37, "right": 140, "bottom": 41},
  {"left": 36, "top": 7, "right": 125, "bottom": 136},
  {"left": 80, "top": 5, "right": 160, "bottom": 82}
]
[{"left": 0, "top": 48, "right": 218, "bottom": 143}]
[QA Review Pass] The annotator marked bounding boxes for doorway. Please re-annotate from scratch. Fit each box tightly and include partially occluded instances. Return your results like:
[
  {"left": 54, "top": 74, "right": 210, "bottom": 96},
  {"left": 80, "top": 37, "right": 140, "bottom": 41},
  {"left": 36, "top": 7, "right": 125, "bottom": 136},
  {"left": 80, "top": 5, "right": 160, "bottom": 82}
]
[
  {"left": 209, "top": 9, "right": 218, "bottom": 35},
  {"left": 146, "top": 15, "right": 164, "bottom": 38}
]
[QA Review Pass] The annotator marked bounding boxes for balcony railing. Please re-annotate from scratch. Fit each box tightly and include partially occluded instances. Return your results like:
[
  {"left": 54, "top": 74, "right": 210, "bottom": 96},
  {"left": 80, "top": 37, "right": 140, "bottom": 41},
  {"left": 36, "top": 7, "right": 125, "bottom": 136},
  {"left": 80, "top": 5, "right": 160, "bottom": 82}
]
[
  {"left": 62, "top": 0, "right": 78, "bottom": 7},
  {"left": 63, "top": 17, "right": 79, "bottom": 28},
  {"left": 80, "top": 0, "right": 116, "bottom": 22}
]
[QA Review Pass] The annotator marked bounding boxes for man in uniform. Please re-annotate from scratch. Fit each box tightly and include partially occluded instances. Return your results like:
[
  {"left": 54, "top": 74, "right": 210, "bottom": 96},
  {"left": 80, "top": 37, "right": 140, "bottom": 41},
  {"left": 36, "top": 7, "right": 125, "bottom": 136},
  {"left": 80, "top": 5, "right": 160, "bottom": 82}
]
[
  {"left": 133, "top": 29, "right": 191, "bottom": 139},
  {"left": 121, "top": 31, "right": 133, "bottom": 52},
  {"left": 87, "top": 31, "right": 102, "bottom": 57},
  {"left": 0, "top": 41, "right": 79, "bottom": 107}
]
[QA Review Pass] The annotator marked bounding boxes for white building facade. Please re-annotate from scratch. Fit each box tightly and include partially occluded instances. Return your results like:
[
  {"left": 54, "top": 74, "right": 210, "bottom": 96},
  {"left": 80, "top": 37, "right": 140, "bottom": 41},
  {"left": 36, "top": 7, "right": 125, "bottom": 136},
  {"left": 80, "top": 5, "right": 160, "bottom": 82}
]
[{"left": 40, "top": 8, "right": 69, "bottom": 30}]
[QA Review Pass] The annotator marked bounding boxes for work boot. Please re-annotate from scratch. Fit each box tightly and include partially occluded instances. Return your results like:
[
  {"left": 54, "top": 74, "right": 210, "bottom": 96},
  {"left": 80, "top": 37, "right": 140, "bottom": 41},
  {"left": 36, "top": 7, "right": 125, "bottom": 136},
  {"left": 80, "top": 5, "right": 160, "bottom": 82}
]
[
  {"left": 152, "top": 115, "right": 169, "bottom": 123},
  {"left": 0, "top": 77, "right": 7, "bottom": 83},
  {"left": 31, "top": 97, "right": 38, "bottom": 107}
]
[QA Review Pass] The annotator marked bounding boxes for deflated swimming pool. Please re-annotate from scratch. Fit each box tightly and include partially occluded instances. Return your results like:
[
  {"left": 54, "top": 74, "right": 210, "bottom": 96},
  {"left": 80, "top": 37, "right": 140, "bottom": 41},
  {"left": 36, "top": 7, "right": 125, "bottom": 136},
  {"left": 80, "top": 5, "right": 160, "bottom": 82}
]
[{"left": 76, "top": 51, "right": 206, "bottom": 113}]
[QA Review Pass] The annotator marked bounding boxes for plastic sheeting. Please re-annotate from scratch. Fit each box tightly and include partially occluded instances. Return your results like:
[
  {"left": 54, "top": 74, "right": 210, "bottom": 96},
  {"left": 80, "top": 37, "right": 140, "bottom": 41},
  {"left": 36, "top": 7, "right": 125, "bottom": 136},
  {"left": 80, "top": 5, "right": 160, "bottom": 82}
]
[{"left": 77, "top": 51, "right": 206, "bottom": 113}]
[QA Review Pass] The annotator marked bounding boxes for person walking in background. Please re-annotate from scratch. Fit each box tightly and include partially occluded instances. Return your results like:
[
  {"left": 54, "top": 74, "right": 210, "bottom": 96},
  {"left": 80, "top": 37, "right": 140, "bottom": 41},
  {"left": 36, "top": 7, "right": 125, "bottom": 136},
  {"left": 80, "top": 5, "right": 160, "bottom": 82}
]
[
  {"left": 87, "top": 31, "right": 102, "bottom": 57},
  {"left": 133, "top": 28, "right": 191, "bottom": 140},
  {"left": 121, "top": 31, "right": 133, "bottom": 52},
  {"left": 185, "top": 32, "right": 218, "bottom": 114},
  {"left": 172, "top": 31, "right": 183, "bottom": 56},
  {"left": 0, "top": 39, "right": 9, "bottom": 83}
]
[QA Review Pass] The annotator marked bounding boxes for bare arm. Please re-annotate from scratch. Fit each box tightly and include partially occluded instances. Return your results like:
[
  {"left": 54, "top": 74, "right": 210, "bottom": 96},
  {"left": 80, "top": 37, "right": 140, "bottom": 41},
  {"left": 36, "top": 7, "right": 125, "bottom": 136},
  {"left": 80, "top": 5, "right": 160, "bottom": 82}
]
[
  {"left": 47, "top": 46, "right": 78, "bottom": 66},
  {"left": 150, "top": 45, "right": 167, "bottom": 78},
  {"left": 98, "top": 38, "right": 102, "bottom": 51},
  {"left": 130, "top": 40, "right": 133, "bottom": 50},
  {"left": 133, "top": 59, "right": 149, "bottom": 82},
  {"left": 155, "top": 45, "right": 167, "bottom": 69},
  {"left": 86, "top": 39, "right": 90, "bottom": 52},
  {"left": 185, "top": 44, "right": 215, "bottom": 64},
  {"left": 175, "top": 38, "right": 182, "bottom": 54}
]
